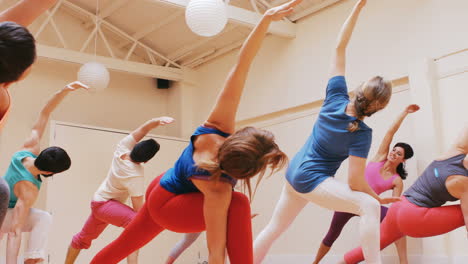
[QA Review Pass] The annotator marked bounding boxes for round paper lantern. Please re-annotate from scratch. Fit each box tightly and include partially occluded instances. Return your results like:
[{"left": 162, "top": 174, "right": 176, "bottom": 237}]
[
  {"left": 77, "top": 62, "right": 110, "bottom": 91},
  {"left": 185, "top": 0, "right": 228, "bottom": 37}
]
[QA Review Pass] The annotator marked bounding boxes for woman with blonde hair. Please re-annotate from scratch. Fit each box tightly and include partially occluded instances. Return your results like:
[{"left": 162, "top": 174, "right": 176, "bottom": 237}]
[
  {"left": 312, "top": 104, "right": 419, "bottom": 264},
  {"left": 254, "top": 1, "right": 399, "bottom": 263}
]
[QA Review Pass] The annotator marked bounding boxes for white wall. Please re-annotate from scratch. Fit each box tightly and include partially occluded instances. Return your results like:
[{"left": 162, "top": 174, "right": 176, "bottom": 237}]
[
  {"left": 191, "top": 0, "right": 468, "bottom": 262},
  {"left": 194, "top": 0, "right": 468, "bottom": 124},
  {"left": 0, "top": 58, "right": 173, "bottom": 208}
]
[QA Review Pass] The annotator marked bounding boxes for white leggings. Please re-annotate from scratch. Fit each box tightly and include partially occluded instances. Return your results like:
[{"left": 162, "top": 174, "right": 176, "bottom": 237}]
[
  {"left": 0, "top": 208, "right": 52, "bottom": 261},
  {"left": 168, "top": 232, "right": 202, "bottom": 259},
  {"left": 253, "top": 177, "right": 381, "bottom": 264}
]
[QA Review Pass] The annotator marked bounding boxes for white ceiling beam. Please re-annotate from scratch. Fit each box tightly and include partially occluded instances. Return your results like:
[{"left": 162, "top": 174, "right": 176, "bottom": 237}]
[
  {"left": 35, "top": 0, "right": 63, "bottom": 38},
  {"left": 83, "top": 0, "right": 130, "bottom": 28},
  {"left": 167, "top": 25, "right": 239, "bottom": 61},
  {"left": 62, "top": 0, "right": 180, "bottom": 67},
  {"left": 117, "top": 11, "right": 183, "bottom": 50},
  {"left": 189, "top": 39, "right": 244, "bottom": 68},
  {"left": 183, "top": 48, "right": 216, "bottom": 67},
  {"left": 37, "top": 44, "right": 184, "bottom": 81},
  {"left": 269, "top": 0, "right": 287, "bottom": 7},
  {"left": 152, "top": 0, "right": 297, "bottom": 38},
  {"left": 289, "top": 0, "right": 342, "bottom": 21}
]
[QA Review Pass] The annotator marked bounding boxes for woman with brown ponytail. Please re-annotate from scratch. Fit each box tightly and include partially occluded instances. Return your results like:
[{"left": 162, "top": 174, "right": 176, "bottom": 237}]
[
  {"left": 90, "top": 1, "right": 300, "bottom": 263},
  {"left": 253, "top": 1, "right": 400, "bottom": 264}
]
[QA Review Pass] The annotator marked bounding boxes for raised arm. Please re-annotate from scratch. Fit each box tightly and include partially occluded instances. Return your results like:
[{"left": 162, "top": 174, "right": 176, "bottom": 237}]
[
  {"left": 22, "top": 81, "right": 88, "bottom": 155},
  {"left": 330, "top": 0, "right": 367, "bottom": 77},
  {"left": 7, "top": 182, "right": 39, "bottom": 264},
  {"left": 129, "top": 116, "right": 174, "bottom": 143},
  {"left": 205, "top": 0, "right": 302, "bottom": 133},
  {"left": 0, "top": 0, "right": 57, "bottom": 27},
  {"left": 372, "top": 104, "right": 420, "bottom": 162}
]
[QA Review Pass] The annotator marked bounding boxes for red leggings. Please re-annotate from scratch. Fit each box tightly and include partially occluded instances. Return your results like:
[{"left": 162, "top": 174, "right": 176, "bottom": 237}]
[
  {"left": 91, "top": 174, "right": 253, "bottom": 264},
  {"left": 344, "top": 196, "right": 464, "bottom": 264}
]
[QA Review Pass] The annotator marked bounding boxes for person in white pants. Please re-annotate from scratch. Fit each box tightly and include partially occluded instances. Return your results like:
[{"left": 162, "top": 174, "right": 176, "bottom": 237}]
[
  {"left": 253, "top": 1, "right": 400, "bottom": 263},
  {"left": 0, "top": 82, "right": 88, "bottom": 264}
]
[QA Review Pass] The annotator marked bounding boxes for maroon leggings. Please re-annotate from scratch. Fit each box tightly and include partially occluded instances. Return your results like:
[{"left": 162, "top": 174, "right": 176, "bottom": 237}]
[{"left": 91, "top": 174, "right": 253, "bottom": 264}]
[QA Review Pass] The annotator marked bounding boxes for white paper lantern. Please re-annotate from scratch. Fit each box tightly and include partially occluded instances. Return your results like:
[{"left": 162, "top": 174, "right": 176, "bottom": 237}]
[
  {"left": 185, "top": 0, "right": 228, "bottom": 37},
  {"left": 77, "top": 62, "right": 110, "bottom": 91}
]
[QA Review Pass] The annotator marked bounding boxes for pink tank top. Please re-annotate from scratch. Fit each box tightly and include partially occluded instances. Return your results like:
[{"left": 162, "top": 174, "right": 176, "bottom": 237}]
[{"left": 365, "top": 161, "right": 398, "bottom": 195}]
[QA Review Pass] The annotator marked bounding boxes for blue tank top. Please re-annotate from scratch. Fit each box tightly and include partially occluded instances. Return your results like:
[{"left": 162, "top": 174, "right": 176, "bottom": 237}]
[
  {"left": 404, "top": 154, "right": 467, "bottom": 208},
  {"left": 160, "top": 126, "right": 237, "bottom": 194},
  {"left": 3, "top": 151, "right": 42, "bottom": 208},
  {"left": 286, "top": 76, "right": 372, "bottom": 193}
]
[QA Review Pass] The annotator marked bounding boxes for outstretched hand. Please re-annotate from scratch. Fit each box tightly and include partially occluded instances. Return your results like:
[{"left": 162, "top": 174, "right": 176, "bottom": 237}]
[
  {"left": 379, "top": 197, "right": 401, "bottom": 204},
  {"left": 405, "top": 104, "right": 420, "bottom": 113},
  {"left": 63, "top": 81, "right": 89, "bottom": 92},
  {"left": 155, "top": 116, "right": 175, "bottom": 125},
  {"left": 264, "top": 0, "right": 302, "bottom": 21}
]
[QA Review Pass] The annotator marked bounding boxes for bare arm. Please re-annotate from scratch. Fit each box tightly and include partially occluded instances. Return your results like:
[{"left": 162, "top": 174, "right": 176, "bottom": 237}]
[
  {"left": 453, "top": 125, "right": 468, "bottom": 155},
  {"left": 130, "top": 196, "right": 144, "bottom": 212},
  {"left": 205, "top": 0, "right": 302, "bottom": 133},
  {"left": 0, "top": 0, "right": 57, "bottom": 27},
  {"left": 348, "top": 155, "right": 400, "bottom": 204},
  {"left": 192, "top": 179, "right": 232, "bottom": 264},
  {"left": 391, "top": 177, "right": 404, "bottom": 197},
  {"left": 439, "top": 124, "right": 468, "bottom": 162},
  {"left": 23, "top": 81, "right": 88, "bottom": 155},
  {"left": 130, "top": 117, "right": 174, "bottom": 143},
  {"left": 372, "top": 104, "right": 420, "bottom": 162},
  {"left": 330, "top": 0, "right": 367, "bottom": 77},
  {"left": 461, "top": 191, "right": 468, "bottom": 233},
  {"left": 7, "top": 182, "right": 38, "bottom": 264}
]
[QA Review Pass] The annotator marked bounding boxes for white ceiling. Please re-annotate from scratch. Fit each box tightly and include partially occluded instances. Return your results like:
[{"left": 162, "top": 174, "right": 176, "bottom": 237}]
[{"left": 2, "top": 0, "right": 344, "bottom": 80}]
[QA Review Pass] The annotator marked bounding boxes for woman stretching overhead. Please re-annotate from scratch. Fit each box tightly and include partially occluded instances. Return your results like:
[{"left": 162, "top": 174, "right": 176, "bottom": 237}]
[
  {"left": 254, "top": 1, "right": 399, "bottom": 263},
  {"left": 312, "top": 104, "right": 419, "bottom": 264},
  {"left": 90, "top": 1, "right": 302, "bottom": 263},
  {"left": 343, "top": 125, "right": 468, "bottom": 264}
]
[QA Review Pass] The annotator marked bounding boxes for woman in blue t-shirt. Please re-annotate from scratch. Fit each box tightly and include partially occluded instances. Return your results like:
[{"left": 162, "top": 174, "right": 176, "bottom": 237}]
[
  {"left": 91, "top": 1, "right": 301, "bottom": 264},
  {"left": 254, "top": 1, "right": 400, "bottom": 263}
]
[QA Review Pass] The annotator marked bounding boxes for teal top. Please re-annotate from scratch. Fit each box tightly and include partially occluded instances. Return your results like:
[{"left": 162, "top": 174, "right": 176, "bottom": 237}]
[{"left": 3, "top": 151, "right": 42, "bottom": 208}]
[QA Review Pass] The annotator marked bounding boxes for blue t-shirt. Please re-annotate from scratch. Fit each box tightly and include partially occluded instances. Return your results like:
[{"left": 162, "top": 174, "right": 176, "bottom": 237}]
[
  {"left": 3, "top": 151, "right": 42, "bottom": 208},
  {"left": 160, "top": 126, "right": 237, "bottom": 194},
  {"left": 286, "top": 76, "right": 372, "bottom": 193}
]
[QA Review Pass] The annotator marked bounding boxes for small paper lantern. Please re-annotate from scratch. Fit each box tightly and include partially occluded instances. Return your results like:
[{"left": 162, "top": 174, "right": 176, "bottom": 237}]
[
  {"left": 185, "top": 0, "right": 228, "bottom": 37},
  {"left": 77, "top": 62, "right": 110, "bottom": 91}
]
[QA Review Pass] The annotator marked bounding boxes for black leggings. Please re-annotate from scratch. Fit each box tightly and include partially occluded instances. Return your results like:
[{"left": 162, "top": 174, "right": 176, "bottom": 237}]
[{"left": 322, "top": 206, "right": 388, "bottom": 247}]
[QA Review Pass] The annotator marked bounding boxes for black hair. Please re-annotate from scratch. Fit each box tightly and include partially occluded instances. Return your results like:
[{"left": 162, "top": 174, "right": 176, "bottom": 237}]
[
  {"left": 394, "top": 142, "right": 414, "bottom": 180},
  {"left": 0, "top": 21, "right": 36, "bottom": 84},
  {"left": 130, "top": 139, "right": 160, "bottom": 163},
  {"left": 34, "top": 146, "right": 71, "bottom": 175}
]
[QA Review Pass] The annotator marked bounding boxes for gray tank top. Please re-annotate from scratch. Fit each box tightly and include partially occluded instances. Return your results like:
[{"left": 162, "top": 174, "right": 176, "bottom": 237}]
[{"left": 404, "top": 154, "right": 467, "bottom": 208}]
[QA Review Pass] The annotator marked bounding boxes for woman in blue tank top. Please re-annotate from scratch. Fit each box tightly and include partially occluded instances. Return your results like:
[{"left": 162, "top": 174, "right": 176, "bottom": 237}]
[
  {"left": 254, "top": 1, "right": 400, "bottom": 264},
  {"left": 91, "top": 1, "right": 302, "bottom": 264}
]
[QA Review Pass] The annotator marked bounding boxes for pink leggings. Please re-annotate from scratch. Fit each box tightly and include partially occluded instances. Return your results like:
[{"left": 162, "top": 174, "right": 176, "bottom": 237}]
[
  {"left": 71, "top": 200, "right": 136, "bottom": 249},
  {"left": 345, "top": 196, "right": 464, "bottom": 264},
  {"left": 91, "top": 174, "right": 253, "bottom": 264}
]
